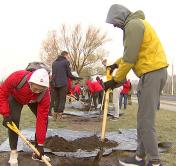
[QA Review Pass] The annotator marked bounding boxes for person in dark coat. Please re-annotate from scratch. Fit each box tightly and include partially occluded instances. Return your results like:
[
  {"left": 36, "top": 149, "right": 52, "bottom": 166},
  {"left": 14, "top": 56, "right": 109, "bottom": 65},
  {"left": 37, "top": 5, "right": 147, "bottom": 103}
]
[{"left": 52, "top": 51, "right": 80, "bottom": 120}]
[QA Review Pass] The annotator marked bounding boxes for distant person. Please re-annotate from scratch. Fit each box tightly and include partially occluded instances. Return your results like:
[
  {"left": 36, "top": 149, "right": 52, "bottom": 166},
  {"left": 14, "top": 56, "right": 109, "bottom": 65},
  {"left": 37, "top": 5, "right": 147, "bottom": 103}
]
[
  {"left": 52, "top": 51, "right": 81, "bottom": 120},
  {"left": 73, "top": 82, "right": 82, "bottom": 100},
  {"left": 127, "top": 80, "right": 132, "bottom": 105},
  {"left": 102, "top": 57, "right": 121, "bottom": 119},
  {"left": 119, "top": 79, "right": 131, "bottom": 110},
  {"left": 96, "top": 76, "right": 104, "bottom": 88},
  {"left": 104, "top": 4, "right": 168, "bottom": 166},
  {"left": 0, "top": 69, "right": 51, "bottom": 165},
  {"left": 86, "top": 79, "right": 103, "bottom": 110}
]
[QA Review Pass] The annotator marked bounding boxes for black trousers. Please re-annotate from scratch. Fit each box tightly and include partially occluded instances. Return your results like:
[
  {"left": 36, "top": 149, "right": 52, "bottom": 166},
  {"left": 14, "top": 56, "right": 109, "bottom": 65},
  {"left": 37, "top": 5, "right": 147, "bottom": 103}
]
[
  {"left": 8, "top": 96, "right": 48, "bottom": 150},
  {"left": 92, "top": 90, "right": 103, "bottom": 108},
  {"left": 54, "top": 86, "right": 67, "bottom": 113}
]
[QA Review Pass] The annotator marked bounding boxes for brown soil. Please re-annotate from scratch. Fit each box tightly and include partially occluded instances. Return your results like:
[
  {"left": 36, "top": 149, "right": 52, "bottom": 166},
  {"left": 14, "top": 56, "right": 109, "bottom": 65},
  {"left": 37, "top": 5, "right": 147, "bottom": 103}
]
[
  {"left": 0, "top": 151, "right": 133, "bottom": 166},
  {"left": 0, "top": 112, "right": 131, "bottom": 165},
  {"left": 45, "top": 135, "right": 118, "bottom": 152}
]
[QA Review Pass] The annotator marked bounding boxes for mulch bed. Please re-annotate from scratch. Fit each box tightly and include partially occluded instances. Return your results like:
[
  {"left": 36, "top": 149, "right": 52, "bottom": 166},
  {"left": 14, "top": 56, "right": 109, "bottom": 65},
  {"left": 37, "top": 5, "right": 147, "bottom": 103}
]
[{"left": 44, "top": 135, "right": 118, "bottom": 152}]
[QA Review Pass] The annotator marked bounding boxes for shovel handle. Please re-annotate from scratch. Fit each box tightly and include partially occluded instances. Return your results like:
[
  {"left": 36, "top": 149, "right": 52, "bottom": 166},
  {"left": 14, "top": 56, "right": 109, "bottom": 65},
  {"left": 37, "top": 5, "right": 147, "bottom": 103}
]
[
  {"left": 7, "top": 122, "right": 52, "bottom": 166},
  {"left": 100, "top": 91, "right": 105, "bottom": 111},
  {"left": 101, "top": 90, "right": 110, "bottom": 141}
]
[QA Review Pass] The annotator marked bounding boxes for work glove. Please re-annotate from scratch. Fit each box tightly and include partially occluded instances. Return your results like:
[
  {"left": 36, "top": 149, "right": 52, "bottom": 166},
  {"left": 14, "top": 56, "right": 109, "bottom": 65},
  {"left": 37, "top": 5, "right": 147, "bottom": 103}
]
[
  {"left": 2, "top": 116, "right": 13, "bottom": 128},
  {"left": 106, "top": 64, "right": 118, "bottom": 74},
  {"left": 104, "top": 79, "right": 125, "bottom": 91}
]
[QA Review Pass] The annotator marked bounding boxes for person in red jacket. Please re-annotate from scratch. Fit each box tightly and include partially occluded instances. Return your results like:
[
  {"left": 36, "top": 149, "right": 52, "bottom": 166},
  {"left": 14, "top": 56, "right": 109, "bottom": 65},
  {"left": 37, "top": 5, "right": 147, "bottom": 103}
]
[
  {"left": 0, "top": 68, "right": 50, "bottom": 165},
  {"left": 73, "top": 82, "right": 82, "bottom": 100},
  {"left": 86, "top": 79, "right": 103, "bottom": 109},
  {"left": 119, "top": 79, "right": 131, "bottom": 110}
]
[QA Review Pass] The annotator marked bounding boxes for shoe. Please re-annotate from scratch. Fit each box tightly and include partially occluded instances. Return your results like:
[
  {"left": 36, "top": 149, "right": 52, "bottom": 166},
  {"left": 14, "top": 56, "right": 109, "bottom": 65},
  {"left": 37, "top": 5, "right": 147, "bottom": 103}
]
[
  {"left": 146, "top": 161, "right": 163, "bottom": 166},
  {"left": 97, "top": 104, "right": 101, "bottom": 109},
  {"left": 52, "top": 112, "right": 58, "bottom": 121},
  {"left": 32, "top": 152, "right": 50, "bottom": 162},
  {"left": 57, "top": 113, "right": 63, "bottom": 120},
  {"left": 8, "top": 150, "right": 18, "bottom": 166},
  {"left": 110, "top": 117, "right": 119, "bottom": 121},
  {"left": 119, "top": 155, "right": 145, "bottom": 166}
]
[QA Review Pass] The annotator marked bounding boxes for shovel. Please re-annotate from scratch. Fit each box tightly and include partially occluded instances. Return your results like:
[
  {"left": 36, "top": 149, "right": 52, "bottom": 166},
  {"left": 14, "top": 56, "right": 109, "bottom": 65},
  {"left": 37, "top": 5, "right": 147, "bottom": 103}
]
[
  {"left": 101, "top": 89, "right": 110, "bottom": 141},
  {"left": 93, "top": 89, "right": 110, "bottom": 165},
  {"left": 7, "top": 122, "right": 52, "bottom": 166}
]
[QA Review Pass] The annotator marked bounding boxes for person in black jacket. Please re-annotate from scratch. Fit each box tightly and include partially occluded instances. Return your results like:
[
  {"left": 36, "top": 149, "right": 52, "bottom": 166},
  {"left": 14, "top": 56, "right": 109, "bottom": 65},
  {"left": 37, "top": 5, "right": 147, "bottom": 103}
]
[{"left": 52, "top": 51, "right": 80, "bottom": 120}]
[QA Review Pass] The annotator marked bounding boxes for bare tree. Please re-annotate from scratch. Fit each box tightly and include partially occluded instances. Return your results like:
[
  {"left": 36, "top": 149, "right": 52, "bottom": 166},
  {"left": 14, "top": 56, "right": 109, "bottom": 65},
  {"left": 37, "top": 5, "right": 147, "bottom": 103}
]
[
  {"left": 40, "top": 24, "right": 109, "bottom": 74},
  {"left": 40, "top": 30, "right": 60, "bottom": 66}
]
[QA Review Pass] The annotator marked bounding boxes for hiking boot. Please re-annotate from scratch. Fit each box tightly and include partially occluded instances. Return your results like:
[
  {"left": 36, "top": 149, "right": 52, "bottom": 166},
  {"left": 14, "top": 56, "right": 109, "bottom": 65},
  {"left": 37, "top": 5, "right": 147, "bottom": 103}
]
[
  {"left": 52, "top": 112, "right": 58, "bottom": 121},
  {"left": 32, "top": 152, "right": 50, "bottom": 162},
  {"left": 8, "top": 150, "right": 18, "bottom": 166},
  {"left": 146, "top": 161, "right": 163, "bottom": 166},
  {"left": 119, "top": 155, "right": 145, "bottom": 166}
]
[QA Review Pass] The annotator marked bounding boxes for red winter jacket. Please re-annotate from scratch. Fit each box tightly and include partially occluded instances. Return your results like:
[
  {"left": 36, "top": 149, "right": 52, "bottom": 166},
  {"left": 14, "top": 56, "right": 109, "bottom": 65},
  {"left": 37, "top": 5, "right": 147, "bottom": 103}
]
[
  {"left": 73, "top": 84, "right": 81, "bottom": 95},
  {"left": 120, "top": 80, "right": 131, "bottom": 94},
  {"left": 67, "top": 78, "right": 74, "bottom": 95},
  {"left": 86, "top": 80, "right": 103, "bottom": 94},
  {"left": 0, "top": 70, "right": 50, "bottom": 144}
]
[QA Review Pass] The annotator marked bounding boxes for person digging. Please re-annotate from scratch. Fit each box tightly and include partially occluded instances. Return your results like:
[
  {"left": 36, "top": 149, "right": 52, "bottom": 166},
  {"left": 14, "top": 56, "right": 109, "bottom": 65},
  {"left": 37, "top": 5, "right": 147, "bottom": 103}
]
[
  {"left": 105, "top": 4, "right": 168, "bottom": 166},
  {"left": 0, "top": 68, "right": 51, "bottom": 165}
]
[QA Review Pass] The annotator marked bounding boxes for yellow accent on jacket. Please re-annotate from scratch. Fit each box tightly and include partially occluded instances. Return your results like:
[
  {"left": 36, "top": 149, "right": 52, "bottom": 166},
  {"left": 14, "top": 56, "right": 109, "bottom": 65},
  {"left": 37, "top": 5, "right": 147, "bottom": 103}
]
[{"left": 114, "top": 20, "right": 168, "bottom": 82}]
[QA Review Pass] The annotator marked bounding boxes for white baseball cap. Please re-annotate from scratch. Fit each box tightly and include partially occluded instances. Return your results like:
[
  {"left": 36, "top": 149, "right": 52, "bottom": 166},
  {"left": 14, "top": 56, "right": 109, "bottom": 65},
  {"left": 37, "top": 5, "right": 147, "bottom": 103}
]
[{"left": 29, "top": 68, "right": 49, "bottom": 88}]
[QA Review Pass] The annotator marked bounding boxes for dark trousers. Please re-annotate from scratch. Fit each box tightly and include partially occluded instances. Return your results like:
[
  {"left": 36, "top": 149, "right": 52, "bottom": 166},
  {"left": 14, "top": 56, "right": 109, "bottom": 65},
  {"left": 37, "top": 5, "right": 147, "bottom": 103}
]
[
  {"left": 54, "top": 86, "right": 67, "bottom": 113},
  {"left": 119, "top": 93, "right": 128, "bottom": 109},
  {"left": 92, "top": 92, "right": 98, "bottom": 108},
  {"left": 49, "top": 85, "right": 56, "bottom": 116},
  {"left": 8, "top": 96, "right": 48, "bottom": 150},
  {"left": 74, "top": 92, "right": 80, "bottom": 101},
  {"left": 92, "top": 90, "right": 103, "bottom": 108},
  {"left": 98, "top": 90, "right": 104, "bottom": 104}
]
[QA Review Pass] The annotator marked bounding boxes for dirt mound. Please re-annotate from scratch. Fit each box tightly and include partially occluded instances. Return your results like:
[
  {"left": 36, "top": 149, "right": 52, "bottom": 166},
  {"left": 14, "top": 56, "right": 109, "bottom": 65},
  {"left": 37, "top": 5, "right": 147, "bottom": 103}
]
[{"left": 45, "top": 135, "right": 118, "bottom": 152}]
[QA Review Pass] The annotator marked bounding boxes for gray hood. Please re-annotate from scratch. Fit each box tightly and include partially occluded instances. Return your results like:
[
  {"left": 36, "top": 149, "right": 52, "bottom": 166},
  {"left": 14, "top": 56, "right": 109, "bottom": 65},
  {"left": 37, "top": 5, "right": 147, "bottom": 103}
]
[
  {"left": 106, "top": 4, "right": 131, "bottom": 29},
  {"left": 126, "top": 10, "right": 145, "bottom": 24}
]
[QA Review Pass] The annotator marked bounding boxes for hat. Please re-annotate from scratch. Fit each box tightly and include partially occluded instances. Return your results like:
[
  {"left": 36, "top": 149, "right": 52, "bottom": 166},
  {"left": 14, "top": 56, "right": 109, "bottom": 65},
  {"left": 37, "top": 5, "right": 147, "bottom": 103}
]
[
  {"left": 71, "top": 71, "right": 79, "bottom": 77},
  {"left": 29, "top": 68, "right": 49, "bottom": 87}
]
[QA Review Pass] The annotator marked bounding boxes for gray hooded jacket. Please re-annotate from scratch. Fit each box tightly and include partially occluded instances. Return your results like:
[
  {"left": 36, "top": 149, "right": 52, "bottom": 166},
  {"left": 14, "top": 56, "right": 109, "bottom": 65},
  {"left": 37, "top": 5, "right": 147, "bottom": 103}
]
[{"left": 106, "top": 4, "right": 145, "bottom": 64}]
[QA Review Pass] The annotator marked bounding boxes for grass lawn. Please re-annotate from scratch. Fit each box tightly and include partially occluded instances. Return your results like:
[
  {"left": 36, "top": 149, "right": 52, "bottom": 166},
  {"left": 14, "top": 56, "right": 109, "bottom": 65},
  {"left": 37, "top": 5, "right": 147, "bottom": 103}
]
[{"left": 0, "top": 103, "right": 176, "bottom": 165}]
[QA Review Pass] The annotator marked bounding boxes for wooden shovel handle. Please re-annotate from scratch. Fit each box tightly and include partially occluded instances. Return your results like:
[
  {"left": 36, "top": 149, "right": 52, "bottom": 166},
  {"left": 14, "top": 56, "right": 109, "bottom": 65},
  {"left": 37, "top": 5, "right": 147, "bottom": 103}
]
[
  {"left": 7, "top": 122, "right": 52, "bottom": 166},
  {"left": 101, "top": 90, "right": 110, "bottom": 141}
]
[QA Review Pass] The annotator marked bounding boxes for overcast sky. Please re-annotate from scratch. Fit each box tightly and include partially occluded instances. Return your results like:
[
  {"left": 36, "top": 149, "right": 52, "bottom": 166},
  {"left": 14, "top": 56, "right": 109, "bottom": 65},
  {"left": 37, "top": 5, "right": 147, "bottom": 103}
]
[{"left": 0, "top": 0, "right": 175, "bottom": 80}]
